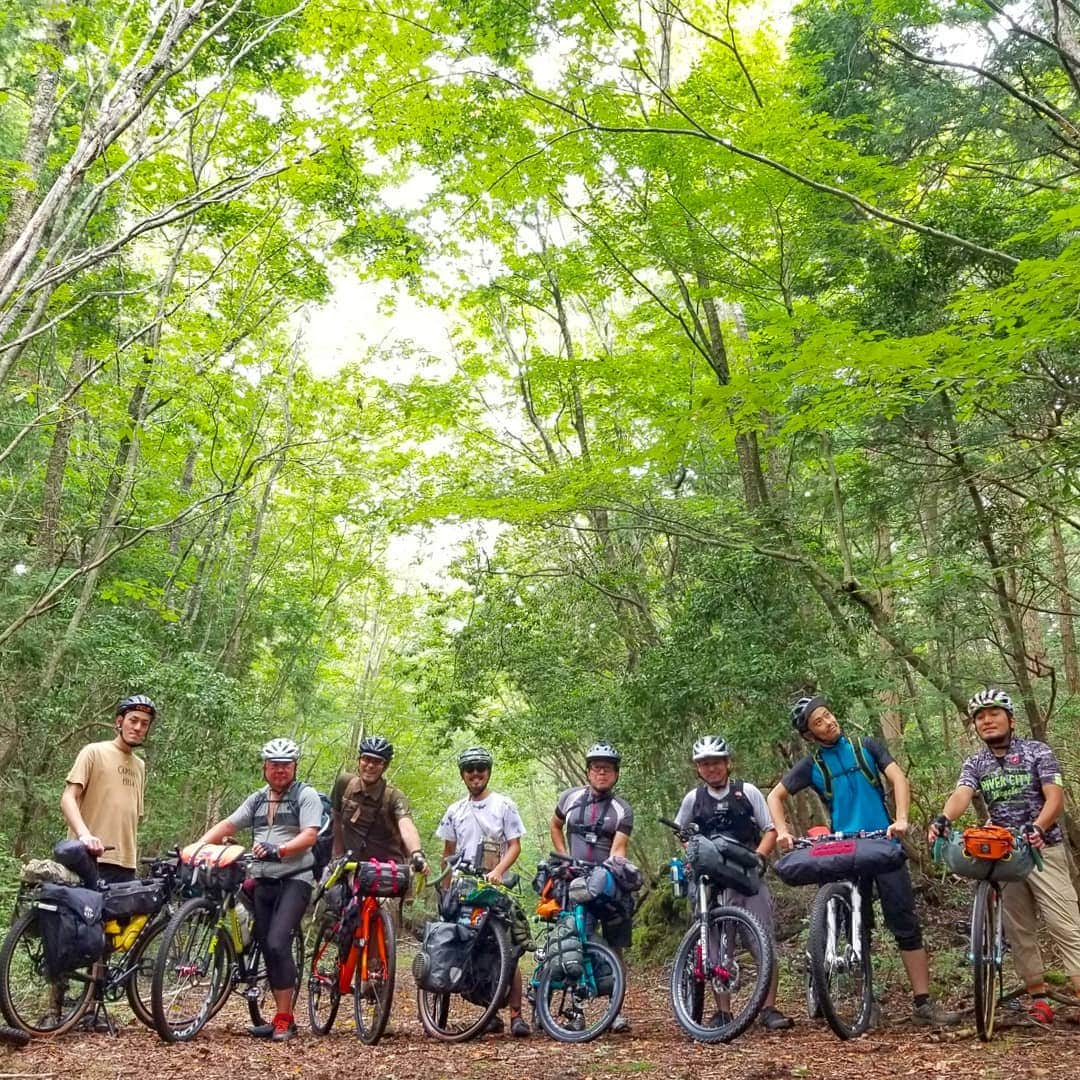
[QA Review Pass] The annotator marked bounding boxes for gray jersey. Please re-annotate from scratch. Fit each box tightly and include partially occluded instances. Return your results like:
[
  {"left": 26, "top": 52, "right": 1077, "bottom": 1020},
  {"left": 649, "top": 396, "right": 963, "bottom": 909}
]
[
  {"left": 228, "top": 783, "right": 323, "bottom": 883},
  {"left": 555, "top": 786, "right": 634, "bottom": 864}
]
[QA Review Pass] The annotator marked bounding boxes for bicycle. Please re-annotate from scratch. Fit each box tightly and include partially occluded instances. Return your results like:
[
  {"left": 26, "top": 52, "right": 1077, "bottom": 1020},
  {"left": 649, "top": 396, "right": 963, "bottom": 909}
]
[
  {"left": 775, "top": 828, "right": 902, "bottom": 1040},
  {"left": 527, "top": 852, "right": 626, "bottom": 1042},
  {"left": 414, "top": 856, "right": 519, "bottom": 1042},
  {"left": 660, "top": 818, "right": 773, "bottom": 1043},
  {"left": 931, "top": 824, "right": 1043, "bottom": 1040},
  {"left": 306, "top": 854, "right": 408, "bottom": 1043},
  {"left": 0, "top": 846, "right": 179, "bottom": 1037},
  {"left": 150, "top": 844, "right": 303, "bottom": 1042}
]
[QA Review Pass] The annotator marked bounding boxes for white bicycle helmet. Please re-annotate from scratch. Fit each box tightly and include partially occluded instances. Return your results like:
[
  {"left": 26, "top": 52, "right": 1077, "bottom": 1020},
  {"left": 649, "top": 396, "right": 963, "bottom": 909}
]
[
  {"left": 692, "top": 735, "right": 731, "bottom": 761},
  {"left": 968, "top": 688, "right": 1014, "bottom": 718},
  {"left": 585, "top": 742, "right": 621, "bottom": 766},
  {"left": 260, "top": 737, "right": 300, "bottom": 763}
]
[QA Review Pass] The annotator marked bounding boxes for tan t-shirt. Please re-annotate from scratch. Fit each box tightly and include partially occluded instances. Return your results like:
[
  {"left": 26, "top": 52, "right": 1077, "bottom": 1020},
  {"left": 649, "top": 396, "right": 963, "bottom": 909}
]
[{"left": 65, "top": 740, "right": 145, "bottom": 870}]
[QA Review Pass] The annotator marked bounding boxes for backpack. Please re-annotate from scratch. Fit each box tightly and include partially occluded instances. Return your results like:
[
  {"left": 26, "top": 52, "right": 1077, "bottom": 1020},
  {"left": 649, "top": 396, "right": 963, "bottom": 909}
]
[
  {"left": 36, "top": 883, "right": 106, "bottom": 979},
  {"left": 253, "top": 782, "right": 333, "bottom": 879},
  {"left": 812, "top": 737, "right": 884, "bottom": 805}
]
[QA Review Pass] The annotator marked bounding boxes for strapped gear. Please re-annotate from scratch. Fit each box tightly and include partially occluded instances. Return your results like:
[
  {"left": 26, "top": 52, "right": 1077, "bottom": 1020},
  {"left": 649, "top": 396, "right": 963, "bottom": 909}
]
[
  {"left": 791, "top": 695, "right": 827, "bottom": 735},
  {"left": 692, "top": 735, "right": 731, "bottom": 761},
  {"left": 968, "top": 688, "right": 1014, "bottom": 719},
  {"left": 260, "top": 737, "right": 300, "bottom": 763},
  {"left": 118, "top": 693, "right": 156, "bottom": 718},
  {"left": 811, "top": 736, "right": 884, "bottom": 805},
  {"left": 458, "top": 746, "right": 494, "bottom": 771},
  {"left": 358, "top": 735, "right": 394, "bottom": 762},
  {"left": 585, "top": 742, "right": 621, "bottom": 766},
  {"left": 690, "top": 779, "right": 761, "bottom": 848}
]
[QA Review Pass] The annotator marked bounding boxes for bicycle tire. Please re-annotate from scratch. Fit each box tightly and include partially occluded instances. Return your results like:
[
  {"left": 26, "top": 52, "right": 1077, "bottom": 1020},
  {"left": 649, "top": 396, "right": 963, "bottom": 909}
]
[
  {"left": 125, "top": 916, "right": 168, "bottom": 1029},
  {"left": 972, "top": 881, "right": 998, "bottom": 1041},
  {"left": 0, "top": 907, "right": 94, "bottom": 1036},
  {"left": 416, "top": 918, "right": 513, "bottom": 1042},
  {"left": 808, "top": 882, "right": 873, "bottom": 1040},
  {"left": 0, "top": 1025, "right": 30, "bottom": 1047},
  {"left": 246, "top": 929, "right": 303, "bottom": 1027},
  {"left": 669, "top": 904, "right": 773, "bottom": 1043},
  {"left": 152, "top": 897, "right": 232, "bottom": 1043},
  {"left": 536, "top": 939, "right": 625, "bottom": 1043},
  {"left": 307, "top": 920, "right": 343, "bottom": 1035},
  {"left": 354, "top": 905, "right": 395, "bottom": 1044}
]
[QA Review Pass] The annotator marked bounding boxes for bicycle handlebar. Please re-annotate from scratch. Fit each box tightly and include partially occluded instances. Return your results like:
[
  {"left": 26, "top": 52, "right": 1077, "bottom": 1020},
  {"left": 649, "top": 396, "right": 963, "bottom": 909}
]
[{"left": 792, "top": 829, "right": 890, "bottom": 848}]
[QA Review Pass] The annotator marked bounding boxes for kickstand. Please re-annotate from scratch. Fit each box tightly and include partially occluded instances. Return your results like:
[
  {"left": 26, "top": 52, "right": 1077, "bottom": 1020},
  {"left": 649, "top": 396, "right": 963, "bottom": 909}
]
[{"left": 85, "top": 995, "right": 117, "bottom": 1036}]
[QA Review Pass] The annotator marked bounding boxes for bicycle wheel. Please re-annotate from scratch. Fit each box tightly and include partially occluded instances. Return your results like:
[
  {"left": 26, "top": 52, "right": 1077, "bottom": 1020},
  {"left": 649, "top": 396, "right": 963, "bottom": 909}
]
[
  {"left": 307, "top": 921, "right": 343, "bottom": 1034},
  {"left": 246, "top": 928, "right": 303, "bottom": 1027},
  {"left": 0, "top": 908, "right": 94, "bottom": 1036},
  {"left": 669, "top": 905, "right": 773, "bottom": 1043},
  {"left": 807, "top": 882, "right": 873, "bottom": 1040},
  {"left": 417, "top": 919, "right": 512, "bottom": 1042},
  {"left": 354, "top": 905, "right": 396, "bottom": 1044},
  {"left": 152, "top": 897, "right": 232, "bottom": 1043},
  {"left": 126, "top": 917, "right": 168, "bottom": 1029},
  {"left": 971, "top": 882, "right": 999, "bottom": 1041},
  {"left": 536, "top": 939, "right": 625, "bottom": 1043}
]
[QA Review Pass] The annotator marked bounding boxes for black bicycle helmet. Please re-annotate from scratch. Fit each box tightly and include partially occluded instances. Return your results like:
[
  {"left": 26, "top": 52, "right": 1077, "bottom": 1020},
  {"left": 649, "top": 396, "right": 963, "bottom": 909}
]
[
  {"left": 358, "top": 735, "right": 394, "bottom": 762},
  {"left": 458, "top": 746, "right": 494, "bottom": 771},
  {"left": 791, "top": 695, "right": 827, "bottom": 735},
  {"left": 117, "top": 693, "right": 156, "bottom": 718}
]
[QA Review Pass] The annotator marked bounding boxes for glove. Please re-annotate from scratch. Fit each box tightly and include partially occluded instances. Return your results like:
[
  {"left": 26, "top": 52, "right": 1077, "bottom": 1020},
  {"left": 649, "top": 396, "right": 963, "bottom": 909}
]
[
  {"left": 931, "top": 815, "right": 950, "bottom": 836},
  {"left": 410, "top": 851, "right": 428, "bottom": 874},
  {"left": 258, "top": 843, "right": 282, "bottom": 863}
]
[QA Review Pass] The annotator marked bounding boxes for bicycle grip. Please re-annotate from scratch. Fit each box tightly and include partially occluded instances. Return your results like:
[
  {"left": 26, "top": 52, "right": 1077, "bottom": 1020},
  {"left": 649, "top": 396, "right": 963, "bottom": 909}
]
[{"left": 930, "top": 837, "right": 945, "bottom": 863}]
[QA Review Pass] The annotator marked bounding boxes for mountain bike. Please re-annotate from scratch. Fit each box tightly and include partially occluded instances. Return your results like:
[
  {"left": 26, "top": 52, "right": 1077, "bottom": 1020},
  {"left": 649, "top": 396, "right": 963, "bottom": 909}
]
[
  {"left": 660, "top": 818, "right": 773, "bottom": 1043},
  {"left": 527, "top": 852, "right": 626, "bottom": 1042},
  {"left": 150, "top": 848, "right": 303, "bottom": 1042},
  {"left": 932, "top": 825, "right": 1043, "bottom": 1040},
  {"left": 307, "top": 854, "right": 408, "bottom": 1043},
  {"left": 415, "top": 856, "right": 519, "bottom": 1042},
  {"left": 776, "top": 828, "right": 900, "bottom": 1040},
  {"left": 0, "top": 849, "right": 179, "bottom": 1037}
]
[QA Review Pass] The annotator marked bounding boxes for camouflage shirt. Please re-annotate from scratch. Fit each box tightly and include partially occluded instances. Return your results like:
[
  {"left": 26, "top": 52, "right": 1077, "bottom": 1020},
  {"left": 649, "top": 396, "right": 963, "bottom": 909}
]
[{"left": 957, "top": 737, "right": 1064, "bottom": 844}]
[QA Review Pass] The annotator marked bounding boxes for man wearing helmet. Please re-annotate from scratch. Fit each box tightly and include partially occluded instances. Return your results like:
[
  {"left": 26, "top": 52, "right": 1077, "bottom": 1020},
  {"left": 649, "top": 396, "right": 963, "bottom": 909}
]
[
  {"left": 673, "top": 736, "right": 793, "bottom": 1032},
  {"left": 194, "top": 737, "right": 322, "bottom": 1041},
  {"left": 60, "top": 694, "right": 156, "bottom": 884},
  {"left": 928, "top": 688, "right": 1080, "bottom": 1022},
  {"left": 768, "top": 694, "right": 957, "bottom": 1027},
  {"left": 551, "top": 742, "right": 634, "bottom": 1032},
  {"left": 330, "top": 735, "right": 427, "bottom": 873},
  {"left": 437, "top": 747, "right": 530, "bottom": 1037}
]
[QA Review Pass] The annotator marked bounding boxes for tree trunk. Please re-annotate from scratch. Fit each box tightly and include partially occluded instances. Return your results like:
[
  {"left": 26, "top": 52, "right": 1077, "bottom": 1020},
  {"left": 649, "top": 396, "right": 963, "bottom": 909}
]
[{"left": 1050, "top": 518, "right": 1080, "bottom": 695}]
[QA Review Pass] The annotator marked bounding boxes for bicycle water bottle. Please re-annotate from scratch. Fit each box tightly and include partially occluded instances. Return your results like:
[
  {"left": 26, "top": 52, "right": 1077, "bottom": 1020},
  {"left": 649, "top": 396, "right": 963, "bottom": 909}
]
[
  {"left": 236, "top": 901, "right": 253, "bottom": 948},
  {"left": 669, "top": 857, "right": 687, "bottom": 898}
]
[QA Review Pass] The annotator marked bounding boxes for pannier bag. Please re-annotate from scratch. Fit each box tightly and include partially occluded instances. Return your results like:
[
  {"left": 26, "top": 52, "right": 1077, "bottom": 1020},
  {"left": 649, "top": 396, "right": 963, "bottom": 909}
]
[
  {"left": 592, "top": 949, "right": 615, "bottom": 996},
  {"left": 603, "top": 855, "right": 644, "bottom": 893},
  {"left": 938, "top": 828, "right": 1036, "bottom": 884},
  {"left": 354, "top": 859, "right": 411, "bottom": 898},
  {"left": 102, "top": 879, "right": 166, "bottom": 920},
  {"left": 412, "top": 920, "right": 476, "bottom": 994},
  {"left": 774, "top": 837, "right": 906, "bottom": 887},
  {"left": 686, "top": 834, "right": 761, "bottom": 897},
  {"left": 180, "top": 842, "right": 247, "bottom": 893},
  {"left": 37, "top": 883, "right": 106, "bottom": 979},
  {"left": 545, "top": 913, "right": 584, "bottom": 980},
  {"left": 462, "top": 930, "right": 510, "bottom": 1007}
]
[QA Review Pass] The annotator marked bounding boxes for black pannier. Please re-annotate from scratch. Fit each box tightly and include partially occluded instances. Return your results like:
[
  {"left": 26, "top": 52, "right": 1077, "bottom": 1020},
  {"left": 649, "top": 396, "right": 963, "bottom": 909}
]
[
  {"left": 462, "top": 931, "right": 510, "bottom": 1007},
  {"left": 545, "top": 913, "right": 584, "bottom": 980},
  {"left": 37, "top": 883, "right": 106, "bottom": 978},
  {"left": 774, "top": 837, "right": 906, "bottom": 887},
  {"left": 686, "top": 834, "right": 761, "bottom": 896},
  {"left": 102, "top": 879, "right": 166, "bottom": 920},
  {"left": 412, "top": 921, "right": 475, "bottom": 994}
]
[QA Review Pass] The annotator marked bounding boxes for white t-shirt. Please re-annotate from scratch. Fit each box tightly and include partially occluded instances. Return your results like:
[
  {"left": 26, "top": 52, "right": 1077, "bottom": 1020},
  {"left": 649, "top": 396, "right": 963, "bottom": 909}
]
[
  {"left": 436, "top": 791, "right": 526, "bottom": 867},
  {"left": 674, "top": 780, "right": 774, "bottom": 833}
]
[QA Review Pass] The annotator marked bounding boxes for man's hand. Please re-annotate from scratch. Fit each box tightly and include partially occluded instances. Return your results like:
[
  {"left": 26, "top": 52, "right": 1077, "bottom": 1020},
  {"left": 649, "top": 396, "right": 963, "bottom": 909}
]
[
  {"left": 78, "top": 832, "right": 105, "bottom": 856},
  {"left": 887, "top": 819, "right": 909, "bottom": 841},
  {"left": 410, "top": 851, "right": 429, "bottom": 874},
  {"left": 484, "top": 868, "right": 504, "bottom": 885},
  {"left": 776, "top": 830, "right": 794, "bottom": 853},
  {"left": 927, "top": 815, "right": 950, "bottom": 845},
  {"left": 254, "top": 841, "right": 281, "bottom": 862},
  {"left": 1023, "top": 823, "right": 1048, "bottom": 850}
]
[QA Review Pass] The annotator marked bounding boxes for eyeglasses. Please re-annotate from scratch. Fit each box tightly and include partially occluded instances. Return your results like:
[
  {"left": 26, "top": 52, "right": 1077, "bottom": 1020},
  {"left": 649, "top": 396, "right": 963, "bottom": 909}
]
[
  {"left": 588, "top": 763, "right": 617, "bottom": 773},
  {"left": 462, "top": 767, "right": 489, "bottom": 775}
]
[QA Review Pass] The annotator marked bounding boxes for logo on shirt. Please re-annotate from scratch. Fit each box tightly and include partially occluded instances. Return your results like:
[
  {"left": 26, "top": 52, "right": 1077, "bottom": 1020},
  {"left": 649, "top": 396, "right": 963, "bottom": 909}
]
[{"left": 1008, "top": 754, "right": 1020, "bottom": 765}]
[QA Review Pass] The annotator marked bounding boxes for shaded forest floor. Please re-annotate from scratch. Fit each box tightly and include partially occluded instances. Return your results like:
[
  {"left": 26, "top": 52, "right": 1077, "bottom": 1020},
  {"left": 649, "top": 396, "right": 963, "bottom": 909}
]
[{"left": 7, "top": 958, "right": 1079, "bottom": 1080}]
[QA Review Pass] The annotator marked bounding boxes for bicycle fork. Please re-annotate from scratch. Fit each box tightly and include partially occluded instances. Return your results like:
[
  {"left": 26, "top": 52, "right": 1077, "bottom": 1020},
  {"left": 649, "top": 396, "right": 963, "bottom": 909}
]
[
  {"left": 694, "top": 880, "right": 734, "bottom": 986},
  {"left": 825, "top": 884, "right": 861, "bottom": 972}
]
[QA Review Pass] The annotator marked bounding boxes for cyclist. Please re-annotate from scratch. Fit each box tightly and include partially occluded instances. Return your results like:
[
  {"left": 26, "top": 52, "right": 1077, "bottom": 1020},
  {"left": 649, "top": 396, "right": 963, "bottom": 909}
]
[
  {"left": 550, "top": 741, "right": 634, "bottom": 1033},
  {"left": 673, "top": 735, "right": 793, "bottom": 1032},
  {"left": 194, "top": 737, "right": 321, "bottom": 1042},
  {"left": 330, "top": 735, "right": 428, "bottom": 874},
  {"left": 927, "top": 688, "right": 1080, "bottom": 1024},
  {"left": 767, "top": 694, "right": 957, "bottom": 1027},
  {"left": 60, "top": 693, "right": 156, "bottom": 885},
  {"left": 437, "top": 746, "right": 530, "bottom": 1037}
]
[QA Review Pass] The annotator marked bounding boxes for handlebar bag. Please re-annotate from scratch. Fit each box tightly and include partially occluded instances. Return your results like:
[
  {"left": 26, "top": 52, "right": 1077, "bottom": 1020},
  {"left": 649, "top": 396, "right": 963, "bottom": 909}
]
[
  {"left": 686, "top": 834, "right": 761, "bottom": 896},
  {"left": 939, "top": 829, "right": 1035, "bottom": 883},
  {"left": 775, "top": 837, "right": 905, "bottom": 887},
  {"left": 179, "top": 842, "right": 246, "bottom": 893},
  {"left": 355, "top": 859, "right": 411, "bottom": 897}
]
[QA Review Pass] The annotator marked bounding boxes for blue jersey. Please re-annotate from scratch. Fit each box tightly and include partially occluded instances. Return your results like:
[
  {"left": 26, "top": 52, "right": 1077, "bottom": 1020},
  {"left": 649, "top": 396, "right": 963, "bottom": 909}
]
[{"left": 782, "top": 736, "right": 893, "bottom": 835}]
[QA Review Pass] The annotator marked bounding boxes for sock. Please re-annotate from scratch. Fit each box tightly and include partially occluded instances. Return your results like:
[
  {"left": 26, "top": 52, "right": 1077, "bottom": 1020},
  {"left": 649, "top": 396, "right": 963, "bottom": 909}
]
[{"left": 913, "top": 993, "right": 929, "bottom": 1008}]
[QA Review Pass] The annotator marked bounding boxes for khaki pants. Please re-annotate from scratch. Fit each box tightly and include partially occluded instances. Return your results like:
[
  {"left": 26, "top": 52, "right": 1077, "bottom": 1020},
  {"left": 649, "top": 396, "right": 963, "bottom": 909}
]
[{"left": 1001, "top": 842, "right": 1080, "bottom": 986}]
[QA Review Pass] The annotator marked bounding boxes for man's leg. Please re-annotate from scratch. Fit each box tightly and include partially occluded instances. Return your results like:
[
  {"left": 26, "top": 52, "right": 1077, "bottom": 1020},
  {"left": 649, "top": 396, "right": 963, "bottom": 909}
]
[
  {"left": 1001, "top": 877, "right": 1048, "bottom": 994},
  {"left": 1025, "top": 845, "right": 1080, "bottom": 996}
]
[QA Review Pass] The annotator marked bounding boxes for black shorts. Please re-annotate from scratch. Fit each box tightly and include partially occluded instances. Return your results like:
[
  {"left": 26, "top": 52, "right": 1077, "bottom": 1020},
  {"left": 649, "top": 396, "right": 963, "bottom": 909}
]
[
  {"left": 868, "top": 864, "right": 922, "bottom": 952},
  {"left": 594, "top": 895, "right": 632, "bottom": 950}
]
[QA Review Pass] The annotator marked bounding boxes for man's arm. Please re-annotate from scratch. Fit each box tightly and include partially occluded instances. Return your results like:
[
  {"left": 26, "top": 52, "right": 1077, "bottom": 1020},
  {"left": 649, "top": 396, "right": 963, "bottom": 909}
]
[
  {"left": 767, "top": 782, "right": 794, "bottom": 851},
  {"left": 610, "top": 831, "right": 629, "bottom": 858},
  {"left": 398, "top": 815, "right": 426, "bottom": 868},
  {"left": 487, "top": 837, "right": 521, "bottom": 883},
  {"left": 882, "top": 761, "right": 911, "bottom": 838},
  {"left": 549, "top": 814, "right": 567, "bottom": 855},
  {"left": 927, "top": 786, "right": 975, "bottom": 842},
  {"left": 196, "top": 818, "right": 238, "bottom": 846},
  {"left": 60, "top": 782, "right": 106, "bottom": 855},
  {"left": 1028, "top": 783, "right": 1065, "bottom": 849}
]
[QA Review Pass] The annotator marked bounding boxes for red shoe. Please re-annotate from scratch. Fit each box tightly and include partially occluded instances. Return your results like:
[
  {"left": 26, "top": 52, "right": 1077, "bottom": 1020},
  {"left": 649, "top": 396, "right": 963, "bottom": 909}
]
[
  {"left": 271, "top": 1012, "right": 297, "bottom": 1042},
  {"left": 1029, "top": 998, "right": 1055, "bottom": 1025}
]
